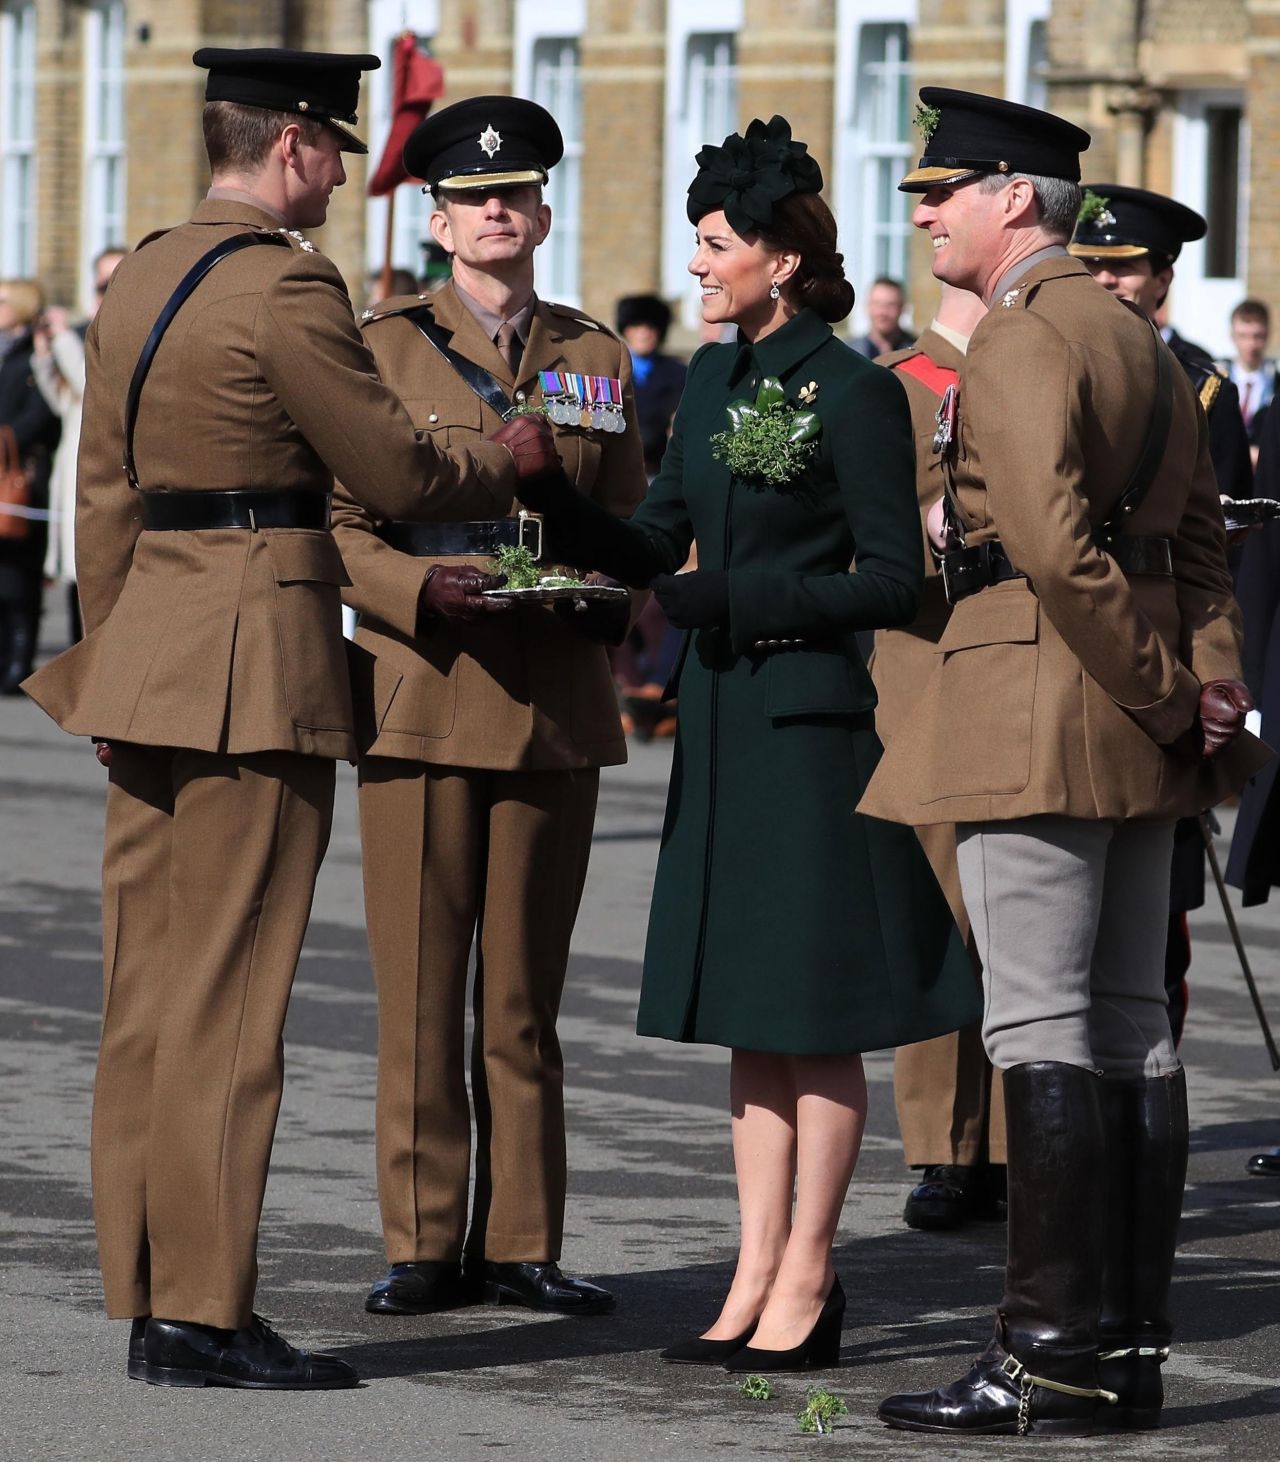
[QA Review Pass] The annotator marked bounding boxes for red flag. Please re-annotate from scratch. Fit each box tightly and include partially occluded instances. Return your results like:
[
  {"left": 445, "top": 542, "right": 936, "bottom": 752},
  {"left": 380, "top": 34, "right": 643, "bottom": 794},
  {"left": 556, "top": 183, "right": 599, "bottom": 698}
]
[{"left": 367, "top": 33, "right": 445, "bottom": 197}]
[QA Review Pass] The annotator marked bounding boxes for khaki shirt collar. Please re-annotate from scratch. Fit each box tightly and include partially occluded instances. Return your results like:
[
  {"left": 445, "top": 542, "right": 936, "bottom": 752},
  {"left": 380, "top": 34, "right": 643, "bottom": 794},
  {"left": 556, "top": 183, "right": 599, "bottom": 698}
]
[
  {"left": 200, "top": 188, "right": 289, "bottom": 229},
  {"left": 452, "top": 277, "right": 536, "bottom": 349},
  {"left": 927, "top": 318, "right": 972, "bottom": 357}
]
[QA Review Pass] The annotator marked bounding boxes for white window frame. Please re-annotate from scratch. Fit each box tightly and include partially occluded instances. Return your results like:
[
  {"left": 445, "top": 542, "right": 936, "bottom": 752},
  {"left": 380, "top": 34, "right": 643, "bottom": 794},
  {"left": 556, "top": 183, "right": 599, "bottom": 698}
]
[
  {"left": 516, "top": 0, "right": 585, "bottom": 306},
  {"left": 1005, "top": 0, "right": 1050, "bottom": 108},
  {"left": 834, "top": 0, "right": 916, "bottom": 336},
  {"left": 81, "top": 0, "right": 127, "bottom": 312},
  {"left": 663, "top": 4, "right": 742, "bottom": 326},
  {"left": 0, "top": 0, "right": 37, "bottom": 277},
  {"left": 365, "top": 0, "right": 441, "bottom": 280},
  {"left": 1172, "top": 90, "right": 1248, "bottom": 359}
]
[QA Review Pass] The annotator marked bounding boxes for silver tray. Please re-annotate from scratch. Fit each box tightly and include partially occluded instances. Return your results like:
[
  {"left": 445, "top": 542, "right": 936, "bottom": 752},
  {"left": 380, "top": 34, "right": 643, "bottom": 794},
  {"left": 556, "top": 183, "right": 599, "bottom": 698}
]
[{"left": 481, "top": 583, "right": 630, "bottom": 603}]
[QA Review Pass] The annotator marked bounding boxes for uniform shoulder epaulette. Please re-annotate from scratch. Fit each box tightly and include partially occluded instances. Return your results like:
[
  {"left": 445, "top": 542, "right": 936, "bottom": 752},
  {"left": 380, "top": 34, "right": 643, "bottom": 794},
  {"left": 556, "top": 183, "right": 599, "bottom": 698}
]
[
  {"left": 545, "top": 300, "right": 612, "bottom": 336},
  {"left": 1199, "top": 372, "right": 1223, "bottom": 413},
  {"left": 878, "top": 344, "right": 923, "bottom": 369},
  {"left": 135, "top": 226, "right": 174, "bottom": 251},
  {"left": 268, "top": 227, "right": 322, "bottom": 255},
  {"left": 358, "top": 292, "right": 433, "bottom": 327}
]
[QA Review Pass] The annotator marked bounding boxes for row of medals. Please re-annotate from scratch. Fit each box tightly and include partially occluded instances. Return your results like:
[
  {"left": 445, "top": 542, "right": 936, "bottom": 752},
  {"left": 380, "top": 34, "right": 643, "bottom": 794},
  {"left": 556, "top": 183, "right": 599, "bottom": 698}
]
[{"left": 538, "top": 371, "right": 627, "bottom": 433}]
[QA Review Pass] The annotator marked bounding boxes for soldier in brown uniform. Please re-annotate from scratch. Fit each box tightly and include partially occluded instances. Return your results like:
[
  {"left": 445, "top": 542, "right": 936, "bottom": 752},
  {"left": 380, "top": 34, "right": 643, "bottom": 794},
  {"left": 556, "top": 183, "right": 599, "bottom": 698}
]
[
  {"left": 330, "top": 98, "right": 647, "bottom": 1318},
  {"left": 873, "top": 284, "right": 1007, "bottom": 1233},
  {"left": 862, "top": 90, "right": 1264, "bottom": 1436},
  {"left": 22, "top": 51, "right": 555, "bottom": 1389}
]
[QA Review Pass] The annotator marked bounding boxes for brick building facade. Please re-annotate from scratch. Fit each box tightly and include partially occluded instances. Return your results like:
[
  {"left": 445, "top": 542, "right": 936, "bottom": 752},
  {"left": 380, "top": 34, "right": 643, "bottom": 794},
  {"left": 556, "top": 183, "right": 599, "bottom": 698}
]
[{"left": 0, "top": 1, "right": 1269, "bottom": 353}]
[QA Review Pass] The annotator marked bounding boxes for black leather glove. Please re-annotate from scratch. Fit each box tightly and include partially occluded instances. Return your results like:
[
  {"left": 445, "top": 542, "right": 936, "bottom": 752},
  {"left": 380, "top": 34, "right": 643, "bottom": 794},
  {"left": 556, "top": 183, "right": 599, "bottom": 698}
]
[
  {"left": 1168, "top": 678, "right": 1254, "bottom": 760},
  {"left": 419, "top": 565, "right": 511, "bottom": 625},
  {"left": 554, "top": 575, "right": 631, "bottom": 645},
  {"left": 651, "top": 570, "right": 730, "bottom": 629}
]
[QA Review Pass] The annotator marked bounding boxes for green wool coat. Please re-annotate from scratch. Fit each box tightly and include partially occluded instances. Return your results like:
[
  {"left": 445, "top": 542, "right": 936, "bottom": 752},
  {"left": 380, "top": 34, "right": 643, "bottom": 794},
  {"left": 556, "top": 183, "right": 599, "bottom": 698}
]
[{"left": 621, "top": 308, "right": 980, "bottom": 1054}]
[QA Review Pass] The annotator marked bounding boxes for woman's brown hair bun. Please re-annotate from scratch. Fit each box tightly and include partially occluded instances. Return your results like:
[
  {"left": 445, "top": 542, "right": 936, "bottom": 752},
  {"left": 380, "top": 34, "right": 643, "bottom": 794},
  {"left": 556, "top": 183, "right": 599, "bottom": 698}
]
[{"left": 759, "top": 192, "right": 856, "bottom": 324}]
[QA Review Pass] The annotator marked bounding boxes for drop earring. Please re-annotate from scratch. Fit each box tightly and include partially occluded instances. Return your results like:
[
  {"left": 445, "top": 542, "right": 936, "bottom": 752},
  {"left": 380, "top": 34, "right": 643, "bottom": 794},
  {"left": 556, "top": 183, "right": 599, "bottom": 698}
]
[{"left": 769, "top": 281, "right": 781, "bottom": 300}]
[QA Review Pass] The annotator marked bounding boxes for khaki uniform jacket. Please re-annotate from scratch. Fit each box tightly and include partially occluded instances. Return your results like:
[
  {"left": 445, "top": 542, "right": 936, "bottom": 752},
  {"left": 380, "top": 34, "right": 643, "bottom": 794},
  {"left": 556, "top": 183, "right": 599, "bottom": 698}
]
[
  {"left": 331, "top": 280, "right": 648, "bottom": 770},
  {"left": 861, "top": 256, "right": 1268, "bottom": 826},
  {"left": 870, "top": 327, "right": 964, "bottom": 733},
  {"left": 23, "top": 200, "right": 515, "bottom": 761}
]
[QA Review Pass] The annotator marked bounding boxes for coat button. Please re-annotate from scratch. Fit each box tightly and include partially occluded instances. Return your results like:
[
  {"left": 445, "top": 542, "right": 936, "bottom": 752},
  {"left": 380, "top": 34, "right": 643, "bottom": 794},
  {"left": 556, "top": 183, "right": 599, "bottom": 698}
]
[
  {"left": 516, "top": 390, "right": 526, "bottom": 403},
  {"left": 428, "top": 413, "right": 439, "bottom": 423}
]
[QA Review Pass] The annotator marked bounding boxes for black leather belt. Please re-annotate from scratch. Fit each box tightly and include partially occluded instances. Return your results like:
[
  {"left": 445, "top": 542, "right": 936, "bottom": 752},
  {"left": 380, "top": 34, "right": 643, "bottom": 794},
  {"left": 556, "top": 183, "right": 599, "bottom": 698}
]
[
  {"left": 140, "top": 489, "right": 330, "bottom": 531},
  {"left": 378, "top": 513, "right": 543, "bottom": 559},
  {"left": 942, "top": 534, "right": 1173, "bottom": 604}
]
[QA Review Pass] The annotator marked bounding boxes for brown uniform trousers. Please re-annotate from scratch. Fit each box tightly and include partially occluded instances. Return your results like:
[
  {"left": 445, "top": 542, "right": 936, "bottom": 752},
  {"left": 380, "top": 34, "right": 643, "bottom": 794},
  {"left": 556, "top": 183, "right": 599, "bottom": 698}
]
[
  {"left": 23, "top": 201, "right": 516, "bottom": 1327},
  {"left": 873, "top": 330, "right": 1005, "bottom": 1168},
  {"left": 332, "top": 281, "right": 647, "bottom": 1263}
]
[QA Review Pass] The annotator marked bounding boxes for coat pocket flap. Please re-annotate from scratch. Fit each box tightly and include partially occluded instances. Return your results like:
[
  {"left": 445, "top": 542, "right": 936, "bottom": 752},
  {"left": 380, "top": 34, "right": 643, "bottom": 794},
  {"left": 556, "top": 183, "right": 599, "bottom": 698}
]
[
  {"left": 937, "top": 589, "right": 1039, "bottom": 653},
  {"left": 266, "top": 529, "right": 351, "bottom": 587},
  {"left": 765, "top": 648, "right": 877, "bottom": 719}
]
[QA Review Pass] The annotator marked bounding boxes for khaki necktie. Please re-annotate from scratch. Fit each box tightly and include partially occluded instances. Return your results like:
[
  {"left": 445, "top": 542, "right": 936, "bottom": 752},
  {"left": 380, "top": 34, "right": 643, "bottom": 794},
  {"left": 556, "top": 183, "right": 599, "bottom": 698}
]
[{"left": 495, "top": 321, "right": 522, "bottom": 380}]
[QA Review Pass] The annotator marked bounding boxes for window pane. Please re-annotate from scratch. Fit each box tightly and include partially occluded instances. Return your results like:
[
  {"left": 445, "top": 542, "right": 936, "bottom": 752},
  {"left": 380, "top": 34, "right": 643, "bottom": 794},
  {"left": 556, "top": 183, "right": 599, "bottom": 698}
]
[
  {"left": 532, "top": 37, "right": 581, "bottom": 302},
  {"left": 0, "top": 0, "right": 37, "bottom": 274},
  {"left": 687, "top": 33, "right": 737, "bottom": 153},
  {"left": 1205, "top": 106, "right": 1241, "bottom": 279},
  {"left": 854, "top": 23, "right": 912, "bottom": 287}
]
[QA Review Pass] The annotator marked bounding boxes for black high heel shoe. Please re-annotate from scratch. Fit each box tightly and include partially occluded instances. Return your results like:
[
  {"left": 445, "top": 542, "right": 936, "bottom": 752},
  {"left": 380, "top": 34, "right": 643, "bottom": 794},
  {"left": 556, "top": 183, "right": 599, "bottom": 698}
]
[
  {"left": 659, "top": 1321, "right": 758, "bottom": 1365},
  {"left": 722, "top": 1276, "right": 845, "bottom": 1372}
]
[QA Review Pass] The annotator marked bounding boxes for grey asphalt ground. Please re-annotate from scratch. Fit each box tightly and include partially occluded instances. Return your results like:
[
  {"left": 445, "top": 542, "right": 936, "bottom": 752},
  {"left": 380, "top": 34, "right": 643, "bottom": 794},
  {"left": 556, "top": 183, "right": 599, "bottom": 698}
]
[{"left": 3, "top": 609, "right": 1280, "bottom": 1458}]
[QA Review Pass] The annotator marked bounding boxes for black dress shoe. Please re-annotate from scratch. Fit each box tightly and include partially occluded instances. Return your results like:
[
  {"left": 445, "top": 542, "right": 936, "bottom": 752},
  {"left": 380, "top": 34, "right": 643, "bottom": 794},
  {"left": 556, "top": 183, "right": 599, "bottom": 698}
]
[
  {"left": 465, "top": 1260, "right": 615, "bottom": 1315},
  {"left": 127, "top": 1318, "right": 148, "bottom": 1381},
  {"left": 1247, "top": 1148, "right": 1280, "bottom": 1176},
  {"left": 659, "top": 1323, "right": 757, "bottom": 1364},
  {"left": 722, "top": 1277, "right": 845, "bottom": 1373},
  {"left": 143, "top": 1315, "right": 359, "bottom": 1389},
  {"left": 904, "top": 1165, "right": 977, "bottom": 1230},
  {"left": 878, "top": 1336, "right": 1098, "bottom": 1437},
  {"left": 365, "top": 1261, "right": 469, "bottom": 1315}
]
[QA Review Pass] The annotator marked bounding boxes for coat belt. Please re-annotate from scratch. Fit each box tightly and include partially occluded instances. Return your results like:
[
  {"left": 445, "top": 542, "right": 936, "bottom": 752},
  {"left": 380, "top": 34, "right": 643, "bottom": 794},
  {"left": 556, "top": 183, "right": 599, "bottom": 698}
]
[
  {"left": 140, "top": 489, "right": 331, "bottom": 531},
  {"left": 942, "top": 533, "right": 1173, "bottom": 604}
]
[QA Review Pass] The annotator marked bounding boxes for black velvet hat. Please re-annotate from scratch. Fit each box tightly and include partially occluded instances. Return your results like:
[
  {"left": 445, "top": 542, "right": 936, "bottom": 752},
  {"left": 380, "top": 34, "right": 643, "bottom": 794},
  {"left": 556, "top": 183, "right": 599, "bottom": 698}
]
[
  {"left": 686, "top": 116, "right": 824, "bottom": 235},
  {"left": 404, "top": 96, "right": 563, "bottom": 192},
  {"left": 1068, "top": 184, "right": 1206, "bottom": 264},
  {"left": 898, "top": 87, "right": 1090, "bottom": 192},
  {"left": 616, "top": 294, "right": 673, "bottom": 338},
  {"left": 194, "top": 48, "right": 380, "bottom": 154}
]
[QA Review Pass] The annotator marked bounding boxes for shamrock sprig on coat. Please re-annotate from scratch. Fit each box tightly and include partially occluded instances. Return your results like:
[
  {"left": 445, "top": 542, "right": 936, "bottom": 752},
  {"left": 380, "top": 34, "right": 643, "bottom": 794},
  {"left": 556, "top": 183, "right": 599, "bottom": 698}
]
[{"left": 709, "top": 376, "right": 821, "bottom": 488}]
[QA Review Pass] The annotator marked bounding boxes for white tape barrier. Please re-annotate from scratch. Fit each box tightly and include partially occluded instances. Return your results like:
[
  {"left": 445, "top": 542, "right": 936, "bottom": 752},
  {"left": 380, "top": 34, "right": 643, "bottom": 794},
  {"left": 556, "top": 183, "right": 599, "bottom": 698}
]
[{"left": 0, "top": 502, "right": 59, "bottom": 520}]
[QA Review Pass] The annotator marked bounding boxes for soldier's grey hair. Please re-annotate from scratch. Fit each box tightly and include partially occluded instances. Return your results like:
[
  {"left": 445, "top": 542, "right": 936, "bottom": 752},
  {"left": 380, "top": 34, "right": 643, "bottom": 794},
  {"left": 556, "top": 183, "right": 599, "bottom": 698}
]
[{"left": 977, "top": 172, "right": 1082, "bottom": 240}]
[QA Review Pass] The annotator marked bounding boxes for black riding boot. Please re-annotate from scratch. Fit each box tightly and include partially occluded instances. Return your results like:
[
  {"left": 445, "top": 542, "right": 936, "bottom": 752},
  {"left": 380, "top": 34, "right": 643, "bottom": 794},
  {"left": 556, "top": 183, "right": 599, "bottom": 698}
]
[
  {"left": 0, "top": 605, "right": 37, "bottom": 693},
  {"left": 1097, "top": 1067, "right": 1188, "bottom": 1429},
  {"left": 879, "top": 1062, "right": 1118, "bottom": 1437}
]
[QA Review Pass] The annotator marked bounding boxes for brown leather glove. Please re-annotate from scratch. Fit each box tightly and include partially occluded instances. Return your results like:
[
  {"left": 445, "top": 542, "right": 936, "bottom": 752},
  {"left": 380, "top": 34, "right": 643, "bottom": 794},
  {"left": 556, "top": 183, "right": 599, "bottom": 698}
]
[
  {"left": 93, "top": 739, "right": 112, "bottom": 768},
  {"left": 1169, "top": 678, "right": 1254, "bottom": 760},
  {"left": 1199, "top": 679, "right": 1254, "bottom": 757},
  {"left": 418, "top": 565, "right": 511, "bottom": 626},
  {"left": 489, "top": 414, "right": 560, "bottom": 484}
]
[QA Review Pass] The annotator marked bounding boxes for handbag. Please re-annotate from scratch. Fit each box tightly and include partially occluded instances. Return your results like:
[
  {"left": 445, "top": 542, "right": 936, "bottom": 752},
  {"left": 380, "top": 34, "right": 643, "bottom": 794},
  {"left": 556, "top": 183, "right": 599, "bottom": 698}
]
[{"left": 0, "top": 426, "right": 31, "bottom": 542}]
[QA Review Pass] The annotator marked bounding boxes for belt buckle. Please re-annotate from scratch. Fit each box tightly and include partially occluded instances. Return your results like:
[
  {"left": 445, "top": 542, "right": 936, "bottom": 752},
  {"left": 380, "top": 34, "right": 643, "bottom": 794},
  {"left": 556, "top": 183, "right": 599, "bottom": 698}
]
[{"left": 518, "top": 509, "right": 544, "bottom": 563}]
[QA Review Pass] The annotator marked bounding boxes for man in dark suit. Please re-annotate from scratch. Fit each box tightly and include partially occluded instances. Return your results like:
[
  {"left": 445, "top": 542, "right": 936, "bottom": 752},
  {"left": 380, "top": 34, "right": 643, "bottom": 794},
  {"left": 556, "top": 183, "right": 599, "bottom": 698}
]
[{"left": 616, "top": 294, "right": 686, "bottom": 477}]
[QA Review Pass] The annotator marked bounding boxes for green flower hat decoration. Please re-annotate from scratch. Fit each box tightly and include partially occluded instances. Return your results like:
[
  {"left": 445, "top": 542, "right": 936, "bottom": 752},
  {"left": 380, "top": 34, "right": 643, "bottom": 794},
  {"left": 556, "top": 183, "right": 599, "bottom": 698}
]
[
  {"left": 1077, "top": 188, "right": 1114, "bottom": 226},
  {"left": 914, "top": 102, "right": 940, "bottom": 143},
  {"left": 687, "top": 115, "right": 824, "bottom": 236},
  {"left": 710, "top": 376, "right": 821, "bottom": 488}
]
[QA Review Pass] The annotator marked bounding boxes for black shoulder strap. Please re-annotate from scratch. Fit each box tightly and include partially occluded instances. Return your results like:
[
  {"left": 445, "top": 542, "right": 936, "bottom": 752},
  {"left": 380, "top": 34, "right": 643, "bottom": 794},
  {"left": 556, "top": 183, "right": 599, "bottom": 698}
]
[
  {"left": 123, "top": 231, "right": 291, "bottom": 488},
  {"left": 401, "top": 306, "right": 513, "bottom": 418},
  {"left": 1100, "top": 317, "right": 1174, "bottom": 536}
]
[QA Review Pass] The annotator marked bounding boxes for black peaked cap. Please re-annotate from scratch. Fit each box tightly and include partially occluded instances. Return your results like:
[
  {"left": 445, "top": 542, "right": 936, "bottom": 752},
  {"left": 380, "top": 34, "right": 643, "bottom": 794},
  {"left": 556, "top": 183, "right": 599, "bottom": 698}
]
[
  {"left": 900, "top": 87, "right": 1090, "bottom": 192},
  {"left": 194, "top": 47, "right": 380, "bottom": 153},
  {"left": 1069, "top": 184, "right": 1207, "bottom": 263},
  {"left": 404, "top": 96, "right": 563, "bottom": 191}
]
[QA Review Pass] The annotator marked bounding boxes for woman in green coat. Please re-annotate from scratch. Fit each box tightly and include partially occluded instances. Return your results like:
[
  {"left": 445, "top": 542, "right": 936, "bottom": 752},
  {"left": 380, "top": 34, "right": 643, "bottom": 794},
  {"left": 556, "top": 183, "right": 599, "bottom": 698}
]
[{"left": 519, "top": 118, "right": 979, "bottom": 1370}]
